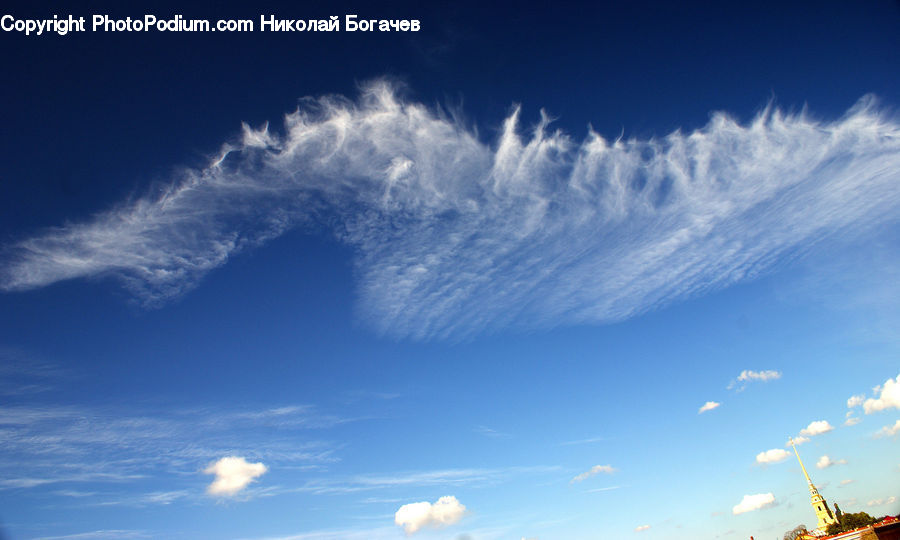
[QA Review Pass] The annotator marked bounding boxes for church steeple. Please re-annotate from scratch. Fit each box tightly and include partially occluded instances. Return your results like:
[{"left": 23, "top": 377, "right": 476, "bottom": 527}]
[{"left": 790, "top": 437, "right": 838, "bottom": 532}]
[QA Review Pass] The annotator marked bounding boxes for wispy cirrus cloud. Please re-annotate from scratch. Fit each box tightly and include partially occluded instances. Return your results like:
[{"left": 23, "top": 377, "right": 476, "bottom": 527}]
[
  {"left": 558, "top": 435, "right": 607, "bottom": 446},
  {"left": 289, "top": 466, "right": 559, "bottom": 495},
  {"left": 0, "top": 402, "right": 341, "bottom": 502},
  {"left": 585, "top": 485, "right": 621, "bottom": 493},
  {"left": 2, "top": 83, "right": 899, "bottom": 340},
  {"left": 474, "top": 425, "right": 511, "bottom": 438},
  {"left": 0, "top": 472, "right": 145, "bottom": 489},
  {"left": 241, "top": 524, "right": 512, "bottom": 540},
  {"left": 241, "top": 527, "right": 401, "bottom": 540},
  {"left": 94, "top": 489, "right": 191, "bottom": 507},
  {"left": 0, "top": 346, "right": 68, "bottom": 396},
  {"left": 32, "top": 531, "right": 151, "bottom": 540}
]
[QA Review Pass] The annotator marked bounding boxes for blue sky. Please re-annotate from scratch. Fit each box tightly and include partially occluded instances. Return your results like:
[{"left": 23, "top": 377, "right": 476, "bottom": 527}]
[{"left": 1, "top": 1, "right": 899, "bottom": 539}]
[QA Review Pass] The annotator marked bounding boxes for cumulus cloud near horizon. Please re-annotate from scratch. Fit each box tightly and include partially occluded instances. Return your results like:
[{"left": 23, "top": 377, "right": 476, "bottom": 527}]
[
  {"left": 868, "top": 496, "right": 898, "bottom": 507},
  {"left": 204, "top": 456, "right": 267, "bottom": 496},
  {"left": 394, "top": 495, "right": 466, "bottom": 534},
  {"left": 2, "top": 83, "right": 900, "bottom": 339}
]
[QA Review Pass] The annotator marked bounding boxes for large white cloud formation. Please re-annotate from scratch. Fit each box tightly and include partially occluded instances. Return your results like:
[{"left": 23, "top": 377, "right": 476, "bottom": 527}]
[
  {"left": 864, "top": 374, "right": 900, "bottom": 414},
  {"left": 394, "top": 495, "right": 466, "bottom": 534},
  {"left": 204, "top": 456, "right": 267, "bottom": 496},
  {"left": 2, "top": 83, "right": 899, "bottom": 339}
]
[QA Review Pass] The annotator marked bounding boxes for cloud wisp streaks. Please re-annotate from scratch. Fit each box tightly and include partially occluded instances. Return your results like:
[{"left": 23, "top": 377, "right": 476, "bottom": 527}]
[
  {"left": 287, "top": 466, "right": 559, "bottom": 495},
  {"left": 0, "top": 403, "right": 339, "bottom": 498},
  {"left": 2, "top": 83, "right": 899, "bottom": 339}
]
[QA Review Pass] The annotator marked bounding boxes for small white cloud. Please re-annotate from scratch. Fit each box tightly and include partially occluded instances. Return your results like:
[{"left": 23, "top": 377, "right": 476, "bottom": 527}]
[
  {"left": 864, "top": 374, "right": 900, "bottom": 414},
  {"left": 394, "top": 495, "right": 466, "bottom": 535},
  {"left": 874, "top": 419, "right": 900, "bottom": 438},
  {"left": 756, "top": 448, "right": 790, "bottom": 464},
  {"left": 786, "top": 436, "right": 809, "bottom": 447},
  {"left": 204, "top": 456, "right": 267, "bottom": 496},
  {"left": 738, "top": 370, "right": 781, "bottom": 382},
  {"left": 847, "top": 394, "right": 865, "bottom": 408},
  {"left": 635, "top": 525, "right": 651, "bottom": 532},
  {"left": 699, "top": 401, "right": 720, "bottom": 414},
  {"left": 570, "top": 464, "right": 616, "bottom": 483},
  {"left": 840, "top": 479, "right": 854, "bottom": 487},
  {"left": 729, "top": 370, "right": 781, "bottom": 390},
  {"left": 867, "top": 496, "right": 898, "bottom": 507},
  {"left": 733, "top": 493, "right": 776, "bottom": 515},
  {"left": 844, "top": 417, "right": 861, "bottom": 427},
  {"left": 816, "top": 455, "right": 847, "bottom": 469},
  {"left": 800, "top": 420, "right": 834, "bottom": 437}
]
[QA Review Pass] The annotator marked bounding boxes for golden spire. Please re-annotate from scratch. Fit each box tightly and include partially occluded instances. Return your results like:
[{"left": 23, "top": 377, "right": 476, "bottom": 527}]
[{"left": 789, "top": 437, "right": 818, "bottom": 495}]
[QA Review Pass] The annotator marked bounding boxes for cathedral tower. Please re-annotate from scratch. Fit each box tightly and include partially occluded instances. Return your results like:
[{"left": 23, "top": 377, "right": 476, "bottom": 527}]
[{"left": 789, "top": 437, "right": 838, "bottom": 532}]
